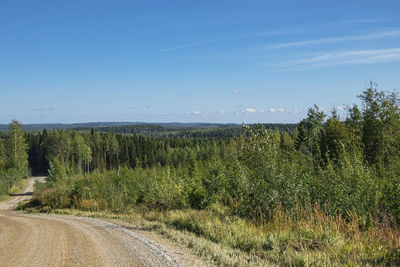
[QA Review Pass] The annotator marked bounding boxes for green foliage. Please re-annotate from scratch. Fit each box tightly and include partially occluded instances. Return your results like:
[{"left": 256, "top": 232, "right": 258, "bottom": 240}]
[
  {"left": 7, "top": 121, "right": 28, "bottom": 174},
  {"left": 320, "top": 115, "right": 361, "bottom": 164},
  {"left": 228, "top": 125, "right": 310, "bottom": 220},
  {"left": 80, "top": 123, "right": 298, "bottom": 139},
  {"left": 18, "top": 84, "right": 400, "bottom": 266},
  {"left": 294, "top": 121, "right": 308, "bottom": 152},
  {"left": 26, "top": 128, "right": 229, "bottom": 175},
  {"left": 47, "top": 158, "right": 67, "bottom": 181},
  {"left": 35, "top": 163, "right": 218, "bottom": 212},
  {"left": 31, "top": 84, "right": 400, "bottom": 225},
  {"left": 359, "top": 83, "right": 400, "bottom": 168},
  {"left": 0, "top": 121, "right": 29, "bottom": 196},
  {"left": 311, "top": 150, "right": 377, "bottom": 217},
  {"left": 303, "top": 105, "right": 326, "bottom": 159}
]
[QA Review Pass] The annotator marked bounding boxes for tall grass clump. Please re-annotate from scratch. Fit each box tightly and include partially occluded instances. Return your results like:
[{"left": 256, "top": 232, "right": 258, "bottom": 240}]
[{"left": 268, "top": 202, "right": 400, "bottom": 265}]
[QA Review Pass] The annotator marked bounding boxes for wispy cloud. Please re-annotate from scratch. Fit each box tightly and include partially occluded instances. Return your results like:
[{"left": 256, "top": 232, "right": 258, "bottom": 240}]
[
  {"left": 245, "top": 108, "right": 256, "bottom": 113},
  {"left": 162, "top": 30, "right": 298, "bottom": 52},
  {"left": 257, "top": 88, "right": 269, "bottom": 91},
  {"left": 32, "top": 107, "right": 55, "bottom": 112},
  {"left": 280, "top": 47, "right": 400, "bottom": 70},
  {"left": 233, "top": 89, "right": 240, "bottom": 94},
  {"left": 291, "top": 108, "right": 301, "bottom": 114},
  {"left": 334, "top": 18, "right": 391, "bottom": 24},
  {"left": 162, "top": 45, "right": 192, "bottom": 52},
  {"left": 264, "top": 30, "right": 400, "bottom": 50},
  {"left": 267, "top": 108, "right": 284, "bottom": 113}
]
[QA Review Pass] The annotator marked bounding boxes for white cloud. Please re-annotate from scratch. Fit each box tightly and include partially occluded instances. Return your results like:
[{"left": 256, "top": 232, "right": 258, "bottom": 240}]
[
  {"left": 278, "top": 47, "right": 400, "bottom": 71},
  {"left": 337, "top": 105, "right": 345, "bottom": 112},
  {"left": 191, "top": 111, "right": 201, "bottom": 115},
  {"left": 291, "top": 108, "right": 300, "bottom": 114},
  {"left": 161, "top": 44, "right": 192, "bottom": 52},
  {"left": 334, "top": 19, "right": 390, "bottom": 24},
  {"left": 161, "top": 30, "right": 297, "bottom": 52},
  {"left": 268, "top": 108, "right": 284, "bottom": 113},
  {"left": 246, "top": 108, "right": 256, "bottom": 113},
  {"left": 233, "top": 89, "right": 240, "bottom": 94},
  {"left": 265, "top": 30, "right": 400, "bottom": 50},
  {"left": 219, "top": 110, "right": 225, "bottom": 115}
]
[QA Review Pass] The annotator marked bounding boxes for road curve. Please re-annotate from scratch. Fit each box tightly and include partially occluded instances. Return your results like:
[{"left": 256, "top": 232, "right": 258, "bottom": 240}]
[
  {"left": 0, "top": 177, "right": 45, "bottom": 211},
  {"left": 0, "top": 177, "right": 202, "bottom": 267}
]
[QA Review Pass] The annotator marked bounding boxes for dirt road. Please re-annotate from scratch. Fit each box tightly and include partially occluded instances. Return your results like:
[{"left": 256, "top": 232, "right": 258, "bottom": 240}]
[
  {"left": 0, "top": 177, "right": 45, "bottom": 211},
  {"left": 0, "top": 177, "right": 203, "bottom": 267}
]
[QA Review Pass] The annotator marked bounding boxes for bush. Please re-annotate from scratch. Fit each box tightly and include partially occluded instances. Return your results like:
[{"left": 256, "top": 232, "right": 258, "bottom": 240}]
[
  {"left": 311, "top": 150, "right": 378, "bottom": 218},
  {"left": 0, "top": 168, "right": 27, "bottom": 196},
  {"left": 227, "top": 126, "right": 311, "bottom": 221}
]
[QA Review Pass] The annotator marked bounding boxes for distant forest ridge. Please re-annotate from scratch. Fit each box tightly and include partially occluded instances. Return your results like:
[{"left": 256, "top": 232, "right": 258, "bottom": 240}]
[{"left": 0, "top": 122, "right": 298, "bottom": 138}]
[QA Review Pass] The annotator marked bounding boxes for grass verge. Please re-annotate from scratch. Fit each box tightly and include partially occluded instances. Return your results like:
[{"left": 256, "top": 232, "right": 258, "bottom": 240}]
[
  {"left": 0, "top": 178, "right": 29, "bottom": 202},
  {"left": 21, "top": 201, "right": 400, "bottom": 266}
]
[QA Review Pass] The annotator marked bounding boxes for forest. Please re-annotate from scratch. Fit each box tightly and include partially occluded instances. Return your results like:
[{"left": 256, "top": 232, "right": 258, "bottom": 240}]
[
  {"left": 78, "top": 122, "right": 298, "bottom": 138},
  {"left": 2, "top": 85, "right": 400, "bottom": 265}
]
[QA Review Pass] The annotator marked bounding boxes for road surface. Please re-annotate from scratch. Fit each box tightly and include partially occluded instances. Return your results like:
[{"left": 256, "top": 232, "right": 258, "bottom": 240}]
[{"left": 0, "top": 177, "right": 203, "bottom": 267}]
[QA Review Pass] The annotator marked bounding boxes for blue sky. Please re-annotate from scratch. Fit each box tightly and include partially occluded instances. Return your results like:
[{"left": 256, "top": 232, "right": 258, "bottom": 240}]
[{"left": 1, "top": 0, "right": 400, "bottom": 124}]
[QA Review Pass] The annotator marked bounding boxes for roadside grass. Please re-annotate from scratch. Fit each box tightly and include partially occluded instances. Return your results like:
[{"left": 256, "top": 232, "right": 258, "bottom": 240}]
[
  {"left": 22, "top": 201, "right": 400, "bottom": 266},
  {"left": 0, "top": 178, "right": 29, "bottom": 202}
]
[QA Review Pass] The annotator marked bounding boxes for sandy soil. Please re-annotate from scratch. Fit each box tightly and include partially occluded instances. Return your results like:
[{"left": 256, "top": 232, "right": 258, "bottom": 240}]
[{"left": 0, "top": 177, "right": 205, "bottom": 267}]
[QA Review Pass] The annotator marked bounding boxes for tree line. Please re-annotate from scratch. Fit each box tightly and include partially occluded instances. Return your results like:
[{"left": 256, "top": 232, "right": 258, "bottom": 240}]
[
  {"left": 26, "top": 128, "right": 229, "bottom": 176},
  {"left": 80, "top": 123, "right": 298, "bottom": 138}
]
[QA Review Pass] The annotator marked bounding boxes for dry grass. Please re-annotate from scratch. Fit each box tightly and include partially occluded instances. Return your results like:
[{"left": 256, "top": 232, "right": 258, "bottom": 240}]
[
  {"left": 269, "top": 202, "right": 400, "bottom": 265},
  {"left": 23, "top": 201, "right": 400, "bottom": 266}
]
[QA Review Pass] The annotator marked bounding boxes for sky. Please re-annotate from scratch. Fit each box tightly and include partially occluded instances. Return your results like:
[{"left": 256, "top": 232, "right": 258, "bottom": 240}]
[{"left": 1, "top": 0, "right": 400, "bottom": 124}]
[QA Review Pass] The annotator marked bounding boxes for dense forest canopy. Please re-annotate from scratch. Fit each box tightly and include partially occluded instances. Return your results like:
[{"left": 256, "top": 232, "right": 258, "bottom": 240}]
[
  {"left": 0, "top": 122, "right": 298, "bottom": 139},
  {"left": 26, "top": 128, "right": 230, "bottom": 176},
  {"left": 80, "top": 123, "right": 298, "bottom": 138}
]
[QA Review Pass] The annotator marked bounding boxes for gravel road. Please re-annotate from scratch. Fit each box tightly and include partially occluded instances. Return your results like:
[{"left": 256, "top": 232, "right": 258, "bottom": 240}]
[
  {"left": 0, "top": 177, "right": 204, "bottom": 267},
  {"left": 0, "top": 177, "right": 45, "bottom": 211}
]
